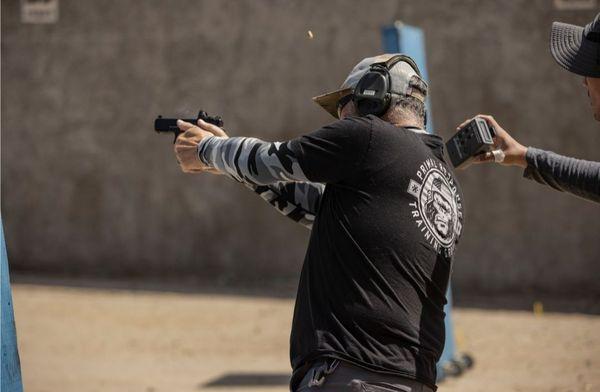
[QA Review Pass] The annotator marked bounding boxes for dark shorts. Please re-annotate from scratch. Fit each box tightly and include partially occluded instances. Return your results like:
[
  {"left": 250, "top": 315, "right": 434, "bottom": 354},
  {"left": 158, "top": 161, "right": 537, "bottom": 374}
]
[{"left": 294, "top": 359, "right": 436, "bottom": 392}]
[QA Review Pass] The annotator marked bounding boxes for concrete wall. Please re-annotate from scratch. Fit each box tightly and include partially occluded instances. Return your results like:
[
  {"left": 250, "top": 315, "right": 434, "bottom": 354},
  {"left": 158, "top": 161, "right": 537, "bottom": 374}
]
[{"left": 2, "top": 0, "right": 599, "bottom": 297}]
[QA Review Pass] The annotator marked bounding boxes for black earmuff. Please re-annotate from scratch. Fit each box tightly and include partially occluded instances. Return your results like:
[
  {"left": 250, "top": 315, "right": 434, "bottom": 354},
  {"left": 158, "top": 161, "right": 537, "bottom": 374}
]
[
  {"left": 353, "top": 65, "right": 392, "bottom": 117},
  {"left": 352, "top": 55, "right": 423, "bottom": 117}
]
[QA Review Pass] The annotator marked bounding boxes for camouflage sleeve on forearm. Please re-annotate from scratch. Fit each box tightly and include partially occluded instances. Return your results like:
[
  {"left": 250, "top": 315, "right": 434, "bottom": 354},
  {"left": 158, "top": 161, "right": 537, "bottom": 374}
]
[
  {"left": 198, "top": 136, "right": 308, "bottom": 184},
  {"left": 198, "top": 136, "right": 324, "bottom": 229},
  {"left": 250, "top": 182, "right": 324, "bottom": 230}
]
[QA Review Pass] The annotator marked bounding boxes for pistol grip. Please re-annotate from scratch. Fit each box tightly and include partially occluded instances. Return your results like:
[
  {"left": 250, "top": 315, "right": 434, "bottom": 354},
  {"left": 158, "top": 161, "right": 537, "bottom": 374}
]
[{"left": 173, "top": 130, "right": 182, "bottom": 144}]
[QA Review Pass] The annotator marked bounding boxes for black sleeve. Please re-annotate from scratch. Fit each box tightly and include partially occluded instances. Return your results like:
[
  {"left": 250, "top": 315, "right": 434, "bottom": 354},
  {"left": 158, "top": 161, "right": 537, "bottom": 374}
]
[
  {"left": 288, "top": 116, "right": 373, "bottom": 183},
  {"left": 523, "top": 147, "right": 600, "bottom": 203}
]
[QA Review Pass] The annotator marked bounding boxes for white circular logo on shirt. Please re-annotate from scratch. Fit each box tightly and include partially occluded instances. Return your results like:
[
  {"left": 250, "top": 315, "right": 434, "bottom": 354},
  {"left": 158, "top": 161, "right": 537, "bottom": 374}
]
[{"left": 407, "top": 159, "right": 463, "bottom": 256}]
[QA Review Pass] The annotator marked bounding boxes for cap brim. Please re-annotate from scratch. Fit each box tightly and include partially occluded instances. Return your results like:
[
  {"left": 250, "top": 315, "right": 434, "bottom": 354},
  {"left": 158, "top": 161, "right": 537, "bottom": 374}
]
[
  {"left": 550, "top": 22, "right": 600, "bottom": 78},
  {"left": 312, "top": 88, "right": 353, "bottom": 119}
]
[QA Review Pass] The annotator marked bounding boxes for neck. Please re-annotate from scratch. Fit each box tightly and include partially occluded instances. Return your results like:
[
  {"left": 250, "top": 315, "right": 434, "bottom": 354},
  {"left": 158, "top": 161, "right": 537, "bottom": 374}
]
[
  {"left": 385, "top": 114, "right": 424, "bottom": 129},
  {"left": 392, "top": 121, "right": 424, "bottom": 129}
]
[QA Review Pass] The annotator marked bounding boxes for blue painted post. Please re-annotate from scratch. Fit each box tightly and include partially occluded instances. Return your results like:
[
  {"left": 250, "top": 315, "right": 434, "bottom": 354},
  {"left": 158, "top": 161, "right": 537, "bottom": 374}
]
[
  {"left": 1, "top": 218, "right": 23, "bottom": 392},
  {"left": 382, "top": 22, "right": 459, "bottom": 381},
  {"left": 439, "top": 288, "right": 457, "bottom": 376},
  {"left": 382, "top": 22, "right": 434, "bottom": 133}
]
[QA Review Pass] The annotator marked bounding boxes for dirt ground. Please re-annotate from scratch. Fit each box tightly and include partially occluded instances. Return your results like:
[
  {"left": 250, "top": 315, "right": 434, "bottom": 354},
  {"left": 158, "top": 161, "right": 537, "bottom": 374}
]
[{"left": 11, "top": 283, "right": 600, "bottom": 392}]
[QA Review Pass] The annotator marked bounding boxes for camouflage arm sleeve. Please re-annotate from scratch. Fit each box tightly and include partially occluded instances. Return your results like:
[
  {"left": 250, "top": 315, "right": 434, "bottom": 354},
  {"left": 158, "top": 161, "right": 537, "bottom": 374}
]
[
  {"left": 198, "top": 136, "right": 325, "bottom": 229},
  {"left": 250, "top": 182, "right": 324, "bottom": 229},
  {"left": 198, "top": 136, "right": 309, "bottom": 185}
]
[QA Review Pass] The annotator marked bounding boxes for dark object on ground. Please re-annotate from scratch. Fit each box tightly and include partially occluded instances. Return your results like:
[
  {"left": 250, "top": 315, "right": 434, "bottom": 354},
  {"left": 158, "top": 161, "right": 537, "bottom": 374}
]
[
  {"left": 438, "top": 352, "right": 475, "bottom": 382},
  {"left": 202, "top": 372, "right": 290, "bottom": 388}
]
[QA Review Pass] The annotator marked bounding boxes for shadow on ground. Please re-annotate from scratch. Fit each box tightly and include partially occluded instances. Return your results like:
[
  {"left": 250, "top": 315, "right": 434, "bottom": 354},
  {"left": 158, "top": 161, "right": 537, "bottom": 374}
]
[{"left": 202, "top": 373, "right": 290, "bottom": 388}]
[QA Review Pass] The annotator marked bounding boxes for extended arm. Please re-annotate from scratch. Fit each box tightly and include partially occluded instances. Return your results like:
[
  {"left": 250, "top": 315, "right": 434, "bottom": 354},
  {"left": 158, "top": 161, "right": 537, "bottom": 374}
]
[
  {"left": 524, "top": 148, "right": 600, "bottom": 203},
  {"left": 197, "top": 116, "right": 372, "bottom": 187},
  {"left": 198, "top": 136, "right": 326, "bottom": 229},
  {"left": 198, "top": 136, "right": 309, "bottom": 185},
  {"left": 175, "top": 116, "right": 372, "bottom": 225},
  {"left": 172, "top": 119, "right": 325, "bottom": 228},
  {"left": 249, "top": 181, "right": 325, "bottom": 229},
  {"left": 457, "top": 115, "right": 599, "bottom": 203}
]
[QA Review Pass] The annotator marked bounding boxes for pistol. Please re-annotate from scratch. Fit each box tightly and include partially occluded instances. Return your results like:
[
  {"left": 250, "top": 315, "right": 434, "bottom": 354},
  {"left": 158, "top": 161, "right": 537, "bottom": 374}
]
[{"left": 154, "top": 110, "right": 224, "bottom": 143}]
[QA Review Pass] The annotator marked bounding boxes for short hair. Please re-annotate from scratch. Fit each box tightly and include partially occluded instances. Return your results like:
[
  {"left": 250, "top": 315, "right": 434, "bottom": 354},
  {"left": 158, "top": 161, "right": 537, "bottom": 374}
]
[
  {"left": 382, "top": 75, "right": 428, "bottom": 128},
  {"left": 382, "top": 95, "right": 427, "bottom": 128}
]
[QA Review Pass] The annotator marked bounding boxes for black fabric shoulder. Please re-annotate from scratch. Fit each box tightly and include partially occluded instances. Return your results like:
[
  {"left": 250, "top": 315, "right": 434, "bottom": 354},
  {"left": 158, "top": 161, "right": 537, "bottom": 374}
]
[{"left": 288, "top": 116, "right": 373, "bottom": 183}]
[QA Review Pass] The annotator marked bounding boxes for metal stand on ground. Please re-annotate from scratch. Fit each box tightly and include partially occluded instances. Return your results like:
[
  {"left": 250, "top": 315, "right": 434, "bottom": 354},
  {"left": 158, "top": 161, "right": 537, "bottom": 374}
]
[{"left": 436, "top": 288, "right": 474, "bottom": 381}]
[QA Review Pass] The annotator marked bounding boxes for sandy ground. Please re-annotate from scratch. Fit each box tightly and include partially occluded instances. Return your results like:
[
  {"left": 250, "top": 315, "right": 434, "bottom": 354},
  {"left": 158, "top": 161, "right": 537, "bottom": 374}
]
[{"left": 11, "top": 283, "right": 600, "bottom": 392}]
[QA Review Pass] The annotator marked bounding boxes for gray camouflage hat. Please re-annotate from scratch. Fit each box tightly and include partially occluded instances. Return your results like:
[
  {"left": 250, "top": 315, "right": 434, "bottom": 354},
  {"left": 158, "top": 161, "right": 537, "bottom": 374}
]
[
  {"left": 550, "top": 13, "right": 600, "bottom": 78},
  {"left": 312, "top": 53, "right": 428, "bottom": 118}
]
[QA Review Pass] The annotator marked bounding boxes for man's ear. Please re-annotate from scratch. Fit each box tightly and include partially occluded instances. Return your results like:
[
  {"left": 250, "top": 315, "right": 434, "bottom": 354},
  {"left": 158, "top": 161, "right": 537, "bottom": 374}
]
[{"left": 339, "top": 101, "right": 358, "bottom": 119}]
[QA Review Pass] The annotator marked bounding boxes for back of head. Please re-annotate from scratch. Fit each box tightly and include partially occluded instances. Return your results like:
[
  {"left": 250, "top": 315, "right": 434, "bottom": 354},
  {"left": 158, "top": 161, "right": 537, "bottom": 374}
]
[
  {"left": 313, "top": 53, "right": 429, "bottom": 128},
  {"left": 381, "top": 79, "right": 428, "bottom": 128}
]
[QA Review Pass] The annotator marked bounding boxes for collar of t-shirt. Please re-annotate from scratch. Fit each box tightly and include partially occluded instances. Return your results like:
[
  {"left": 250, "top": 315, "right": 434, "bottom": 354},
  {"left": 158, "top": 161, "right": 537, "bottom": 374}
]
[{"left": 404, "top": 126, "right": 428, "bottom": 134}]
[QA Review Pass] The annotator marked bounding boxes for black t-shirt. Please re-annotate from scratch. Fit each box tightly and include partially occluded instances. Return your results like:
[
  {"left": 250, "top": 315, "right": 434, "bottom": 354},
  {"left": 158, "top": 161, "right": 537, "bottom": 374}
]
[{"left": 287, "top": 115, "right": 464, "bottom": 389}]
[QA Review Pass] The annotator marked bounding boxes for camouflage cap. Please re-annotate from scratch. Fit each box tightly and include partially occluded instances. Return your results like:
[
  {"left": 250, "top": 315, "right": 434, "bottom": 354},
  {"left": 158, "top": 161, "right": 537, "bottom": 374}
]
[{"left": 312, "top": 53, "right": 428, "bottom": 118}]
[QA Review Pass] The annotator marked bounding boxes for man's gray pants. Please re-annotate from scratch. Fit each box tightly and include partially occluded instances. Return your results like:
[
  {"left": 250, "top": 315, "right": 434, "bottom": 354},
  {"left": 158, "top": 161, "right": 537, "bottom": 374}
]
[{"left": 295, "top": 359, "right": 436, "bottom": 392}]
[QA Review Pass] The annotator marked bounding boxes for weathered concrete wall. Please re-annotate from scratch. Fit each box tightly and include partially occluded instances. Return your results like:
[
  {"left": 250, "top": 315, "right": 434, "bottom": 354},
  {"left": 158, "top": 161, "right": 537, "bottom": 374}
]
[{"left": 2, "top": 0, "right": 599, "bottom": 297}]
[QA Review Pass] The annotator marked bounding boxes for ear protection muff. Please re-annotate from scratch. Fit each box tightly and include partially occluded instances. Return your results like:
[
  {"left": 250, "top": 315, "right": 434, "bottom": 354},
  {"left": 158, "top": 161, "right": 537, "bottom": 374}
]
[{"left": 352, "top": 55, "right": 423, "bottom": 117}]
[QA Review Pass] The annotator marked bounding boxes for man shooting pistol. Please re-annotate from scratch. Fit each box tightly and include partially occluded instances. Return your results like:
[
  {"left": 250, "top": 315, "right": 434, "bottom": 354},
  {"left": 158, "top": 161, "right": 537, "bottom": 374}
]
[{"left": 167, "top": 54, "right": 464, "bottom": 392}]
